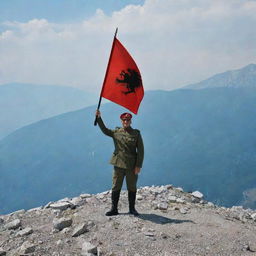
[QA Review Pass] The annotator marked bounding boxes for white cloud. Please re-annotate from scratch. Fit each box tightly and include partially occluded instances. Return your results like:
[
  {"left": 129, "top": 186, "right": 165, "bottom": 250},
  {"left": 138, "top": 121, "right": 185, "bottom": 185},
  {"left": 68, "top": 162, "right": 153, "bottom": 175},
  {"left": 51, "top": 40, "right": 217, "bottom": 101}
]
[{"left": 0, "top": 0, "right": 255, "bottom": 92}]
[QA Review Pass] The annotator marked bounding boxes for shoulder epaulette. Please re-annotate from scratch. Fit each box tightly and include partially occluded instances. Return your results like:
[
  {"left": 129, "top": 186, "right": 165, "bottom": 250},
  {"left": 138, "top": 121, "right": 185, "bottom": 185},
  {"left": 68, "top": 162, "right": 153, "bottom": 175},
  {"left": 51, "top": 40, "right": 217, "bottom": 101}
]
[{"left": 114, "top": 127, "right": 122, "bottom": 131}]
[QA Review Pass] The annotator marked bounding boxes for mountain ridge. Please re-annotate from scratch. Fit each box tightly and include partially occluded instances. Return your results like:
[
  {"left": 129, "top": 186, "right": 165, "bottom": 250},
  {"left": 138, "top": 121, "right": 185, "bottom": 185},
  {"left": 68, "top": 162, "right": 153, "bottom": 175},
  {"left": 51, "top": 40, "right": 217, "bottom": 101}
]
[
  {"left": 1, "top": 64, "right": 256, "bottom": 214},
  {"left": 184, "top": 63, "right": 256, "bottom": 90},
  {"left": 1, "top": 87, "right": 256, "bottom": 214},
  {"left": 0, "top": 82, "right": 97, "bottom": 139}
]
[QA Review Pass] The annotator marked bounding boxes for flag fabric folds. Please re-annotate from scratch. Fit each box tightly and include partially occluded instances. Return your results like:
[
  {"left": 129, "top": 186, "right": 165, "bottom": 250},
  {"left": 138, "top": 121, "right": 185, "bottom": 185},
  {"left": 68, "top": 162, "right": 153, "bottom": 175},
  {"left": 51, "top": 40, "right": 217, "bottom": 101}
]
[{"left": 100, "top": 38, "right": 144, "bottom": 114}]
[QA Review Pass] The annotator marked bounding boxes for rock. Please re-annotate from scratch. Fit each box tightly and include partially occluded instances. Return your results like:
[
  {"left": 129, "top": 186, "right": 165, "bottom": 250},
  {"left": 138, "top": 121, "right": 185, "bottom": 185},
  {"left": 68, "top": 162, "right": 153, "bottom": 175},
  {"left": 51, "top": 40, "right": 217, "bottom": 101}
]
[
  {"left": 251, "top": 213, "right": 256, "bottom": 220},
  {"left": 49, "top": 202, "right": 73, "bottom": 211},
  {"left": 191, "top": 191, "right": 203, "bottom": 199},
  {"left": 141, "top": 186, "right": 150, "bottom": 190},
  {"left": 80, "top": 194, "right": 92, "bottom": 199},
  {"left": 179, "top": 208, "right": 188, "bottom": 214},
  {"left": 176, "top": 198, "right": 185, "bottom": 204},
  {"left": 160, "top": 232, "right": 169, "bottom": 239},
  {"left": 53, "top": 217, "right": 72, "bottom": 231},
  {"left": 168, "top": 195, "right": 177, "bottom": 203},
  {"left": 56, "top": 240, "right": 63, "bottom": 246},
  {"left": 27, "top": 206, "right": 43, "bottom": 213},
  {"left": 81, "top": 241, "right": 97, "bottom": 255},
  {"left": 239, "top": 212, "right": 251, "bottom": 222},
  {"left": 87, "top": 221, "right": 95, "bottom": 229},
  {"left": 72, "top": 223, "right": 88, "bottom": 237},
  {"left": 166, "top": 185, "right": 173, "bottom": 189},
  {"left": 232, "top": 206, "right": 243, "bottom": 210},
  {"left": 192, "top": 197, "right": 201, "bottom": 203},
  {"left": 136, "top": 195, "right": 143, "bottom": 200},
  {"left": 19, "top": 241, "right": 36, "bottom": 254},
  {"left": 159, "top": 186, "right": 168, "bottom": 193},
  {"left": 44, "top": 201, "right": 54, "bottom": 208},
  {"left": 0, "top": 184, "right": 256, "bottom": 256},
  {"left": 144, "top": 232, "right": 155, "bottom": 237},
  {"left": 96, "top": 193, "right": 106, "bottom": 200},
  {"left": 157, "top": 203, "right": 168, "bottom": 210},
  {"left": 61, "top": 227, "right": 70, "bottom": 234},
  {"left": 10, "top": 209, "right": 25, "bottom": 216},
  {"left": 247, "top": 243, "right": 256, "bottom": 252},
  {"left": 5, "top": 219, "right": 21, "bottom": 230},
  {"left": 142, "top": 227, "right": 155, "bottom": 237},
  {"left": 16, "top": 227, "right": 33, "bottom": 237},
  {"left": 0, "top": 248, "right": 6, "bottom": 256},
  {"left": 58, "top": 197, "right": 71, "bottom": 202},
  {"left": 71, "top": 197, "right": 85, "bottom": 207},
  {"left": 172, "top": 206, "right": 180, "bottom": 211},
  {"left": 150, "top": 186, "right": 168, "bottom": 195}
]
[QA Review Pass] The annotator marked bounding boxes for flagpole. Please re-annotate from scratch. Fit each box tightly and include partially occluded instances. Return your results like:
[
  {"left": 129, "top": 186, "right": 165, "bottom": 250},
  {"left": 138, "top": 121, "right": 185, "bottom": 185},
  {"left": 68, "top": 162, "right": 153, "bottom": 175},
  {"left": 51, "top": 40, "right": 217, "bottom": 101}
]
[{"left": 94, "top": 27, "right": 118, "bottom": 126}]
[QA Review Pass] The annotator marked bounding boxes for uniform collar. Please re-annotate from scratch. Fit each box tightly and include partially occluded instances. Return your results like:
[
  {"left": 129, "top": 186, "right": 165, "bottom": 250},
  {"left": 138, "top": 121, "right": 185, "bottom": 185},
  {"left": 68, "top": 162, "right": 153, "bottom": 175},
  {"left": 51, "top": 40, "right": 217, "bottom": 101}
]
[{"left": 123, "top": 126, "right": 133, "bottom": 132}]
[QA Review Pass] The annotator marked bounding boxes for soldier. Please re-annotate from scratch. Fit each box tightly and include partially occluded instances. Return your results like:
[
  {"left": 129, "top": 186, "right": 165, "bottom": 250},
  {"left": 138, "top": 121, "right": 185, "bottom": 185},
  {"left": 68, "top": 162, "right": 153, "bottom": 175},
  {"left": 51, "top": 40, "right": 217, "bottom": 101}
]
[{"left": 95, "top": 110, "right": 144, "bottom": 216}]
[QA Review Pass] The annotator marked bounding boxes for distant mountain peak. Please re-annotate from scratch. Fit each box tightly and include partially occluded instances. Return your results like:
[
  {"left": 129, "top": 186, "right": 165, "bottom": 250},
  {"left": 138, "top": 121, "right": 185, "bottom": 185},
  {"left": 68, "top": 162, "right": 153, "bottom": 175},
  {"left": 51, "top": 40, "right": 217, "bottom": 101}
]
[
  {"left": 184, "top": 63, "right": 256, "bottom": 90},
  {"left": 243, "top": 63, "right": 256, "bottom": 71}
]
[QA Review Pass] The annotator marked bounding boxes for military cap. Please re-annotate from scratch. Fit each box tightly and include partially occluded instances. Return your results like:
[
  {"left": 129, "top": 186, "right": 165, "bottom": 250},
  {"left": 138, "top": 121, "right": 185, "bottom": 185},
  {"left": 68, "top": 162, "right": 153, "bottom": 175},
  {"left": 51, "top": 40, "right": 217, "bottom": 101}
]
[{"left": 120, "top": 112, "right": 132, "bottom": 120}]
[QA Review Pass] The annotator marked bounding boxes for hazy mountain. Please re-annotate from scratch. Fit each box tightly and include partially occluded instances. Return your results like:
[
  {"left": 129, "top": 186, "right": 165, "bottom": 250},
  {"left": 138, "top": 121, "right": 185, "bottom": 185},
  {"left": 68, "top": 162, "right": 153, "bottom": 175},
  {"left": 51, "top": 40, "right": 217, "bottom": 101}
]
[
  {"left": 184, "top": 63, "right": 256, "bottom": 90},
  {"left": 0, "top": 83, "right": 97, "bottom": 139},
  {"left": 1, "top": 63, "right": 256, "bottom": 214},
  {"left": 1, "top": 86, "right": 256, "bottom": 214}
]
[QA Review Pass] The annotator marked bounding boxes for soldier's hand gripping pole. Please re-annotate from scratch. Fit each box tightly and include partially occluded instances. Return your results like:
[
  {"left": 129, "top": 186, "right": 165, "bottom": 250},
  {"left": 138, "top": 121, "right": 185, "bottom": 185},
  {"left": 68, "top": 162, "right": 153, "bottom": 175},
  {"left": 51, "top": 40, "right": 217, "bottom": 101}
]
[{"left": 94, "top": 96, "right": 102, "bottom": 126}]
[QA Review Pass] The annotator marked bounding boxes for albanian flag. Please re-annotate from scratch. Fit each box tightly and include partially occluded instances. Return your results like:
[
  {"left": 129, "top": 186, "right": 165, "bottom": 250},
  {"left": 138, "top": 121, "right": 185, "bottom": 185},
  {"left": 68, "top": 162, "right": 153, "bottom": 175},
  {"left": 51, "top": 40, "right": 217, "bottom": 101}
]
[{"left": 100, "top": 37, "right": 144, "bottom": 114}]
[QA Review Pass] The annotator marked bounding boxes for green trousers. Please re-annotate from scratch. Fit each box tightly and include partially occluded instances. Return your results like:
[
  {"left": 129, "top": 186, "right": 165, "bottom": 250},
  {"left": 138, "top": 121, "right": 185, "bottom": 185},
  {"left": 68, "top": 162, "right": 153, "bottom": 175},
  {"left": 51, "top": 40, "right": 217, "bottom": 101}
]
[{"left": 112, "top": 166, "right": 138, "bottom": 192}]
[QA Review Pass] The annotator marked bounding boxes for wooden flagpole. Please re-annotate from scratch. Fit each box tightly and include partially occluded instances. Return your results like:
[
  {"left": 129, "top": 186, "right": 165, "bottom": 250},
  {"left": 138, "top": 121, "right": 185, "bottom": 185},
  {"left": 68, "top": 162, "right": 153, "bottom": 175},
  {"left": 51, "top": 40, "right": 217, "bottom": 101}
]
[{"left": 94, "top": 28, "right": 118, "bottom": 126}]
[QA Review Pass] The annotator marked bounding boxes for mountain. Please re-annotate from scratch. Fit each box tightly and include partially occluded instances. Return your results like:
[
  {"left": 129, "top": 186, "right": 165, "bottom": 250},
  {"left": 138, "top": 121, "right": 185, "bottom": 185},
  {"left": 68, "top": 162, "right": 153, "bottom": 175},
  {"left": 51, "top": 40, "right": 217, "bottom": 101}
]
[
  {"left": 0, "top": 83, "right": 97, "bottom": 139},
  {"left": 0, "top": 185, "right": 256, "bottom": 255},
  {"left": 1, "top": 85, "right": 256, "bottom": 214},
  {"left": 184, "top": 63, "right": 256, "bottom": 89}
]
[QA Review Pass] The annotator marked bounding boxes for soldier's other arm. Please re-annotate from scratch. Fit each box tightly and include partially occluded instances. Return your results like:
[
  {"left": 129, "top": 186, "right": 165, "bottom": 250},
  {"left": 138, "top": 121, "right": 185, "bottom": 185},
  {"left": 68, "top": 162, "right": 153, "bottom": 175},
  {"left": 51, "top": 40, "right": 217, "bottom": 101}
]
[
  {"left": 135, "top": 132, "right": 144, "bottom": 174},
  {"left": 95, "top": 110, "right": 114, "bottom": 137}
]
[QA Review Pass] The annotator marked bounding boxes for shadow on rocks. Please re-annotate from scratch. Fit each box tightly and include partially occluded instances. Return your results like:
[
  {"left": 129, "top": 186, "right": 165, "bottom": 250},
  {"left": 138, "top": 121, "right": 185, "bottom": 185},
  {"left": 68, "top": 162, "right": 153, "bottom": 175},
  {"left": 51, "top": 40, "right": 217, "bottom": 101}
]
[{"left": 138, "top": 213, "right": 195, "bottom": 225}]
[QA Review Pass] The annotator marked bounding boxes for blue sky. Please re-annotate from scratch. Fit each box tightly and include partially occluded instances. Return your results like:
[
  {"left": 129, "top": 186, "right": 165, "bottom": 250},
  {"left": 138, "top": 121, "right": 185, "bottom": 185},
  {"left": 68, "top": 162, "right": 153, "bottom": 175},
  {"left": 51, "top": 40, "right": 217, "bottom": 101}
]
[
  {"left": 0, "top": 0, "right": 256, "bottom": 92},
  {"left": 0, "top": 0, "right": 144, "bottom": 23}
]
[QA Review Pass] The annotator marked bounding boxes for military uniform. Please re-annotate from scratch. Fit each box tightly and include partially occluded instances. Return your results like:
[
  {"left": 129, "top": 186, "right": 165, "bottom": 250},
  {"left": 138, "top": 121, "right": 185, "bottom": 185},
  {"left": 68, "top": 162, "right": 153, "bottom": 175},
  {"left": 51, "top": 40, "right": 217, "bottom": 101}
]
[
  {"left": 97, "top": 117, "right": 144, "bottom": 191},
  {"left": 97, "top": 116, "right": 144, "bottom": 216}
]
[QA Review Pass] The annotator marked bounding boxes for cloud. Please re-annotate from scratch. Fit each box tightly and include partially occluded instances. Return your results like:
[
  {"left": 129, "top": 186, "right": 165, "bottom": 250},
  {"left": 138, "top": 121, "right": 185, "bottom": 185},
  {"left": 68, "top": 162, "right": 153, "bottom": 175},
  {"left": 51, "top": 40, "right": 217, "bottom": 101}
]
[{"left": 0, "top": 0, "right": 255, "bottom": 92}]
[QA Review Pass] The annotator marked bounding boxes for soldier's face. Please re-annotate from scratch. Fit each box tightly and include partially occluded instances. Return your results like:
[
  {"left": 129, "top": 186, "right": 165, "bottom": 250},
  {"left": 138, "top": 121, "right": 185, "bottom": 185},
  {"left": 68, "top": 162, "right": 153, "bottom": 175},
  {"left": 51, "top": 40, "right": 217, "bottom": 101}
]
[{"left": 121, "top": 119, "right": 131, "bottom": 128}]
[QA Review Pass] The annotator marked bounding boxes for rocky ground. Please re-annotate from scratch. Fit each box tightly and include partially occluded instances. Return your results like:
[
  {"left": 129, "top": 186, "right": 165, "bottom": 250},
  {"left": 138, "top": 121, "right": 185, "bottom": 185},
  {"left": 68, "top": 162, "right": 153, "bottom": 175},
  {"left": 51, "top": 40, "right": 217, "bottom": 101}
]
[{"left": 1, "top": 185, "right": 256, "bottom": 256}]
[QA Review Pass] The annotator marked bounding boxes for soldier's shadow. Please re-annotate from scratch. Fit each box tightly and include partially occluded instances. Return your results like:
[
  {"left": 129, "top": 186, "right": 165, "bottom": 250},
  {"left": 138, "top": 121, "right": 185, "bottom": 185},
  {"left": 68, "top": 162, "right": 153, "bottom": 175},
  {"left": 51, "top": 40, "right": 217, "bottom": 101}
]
[{"left": 137, "top": 213, "right": 195, "bottom": 225}]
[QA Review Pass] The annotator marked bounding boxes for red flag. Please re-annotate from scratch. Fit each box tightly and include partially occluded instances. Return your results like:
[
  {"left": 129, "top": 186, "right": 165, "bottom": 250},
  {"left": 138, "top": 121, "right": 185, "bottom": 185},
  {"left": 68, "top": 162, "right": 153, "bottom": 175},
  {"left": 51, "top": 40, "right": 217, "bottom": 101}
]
[{"left": 100, "top": 37, "right": 144, "bottom": 114}]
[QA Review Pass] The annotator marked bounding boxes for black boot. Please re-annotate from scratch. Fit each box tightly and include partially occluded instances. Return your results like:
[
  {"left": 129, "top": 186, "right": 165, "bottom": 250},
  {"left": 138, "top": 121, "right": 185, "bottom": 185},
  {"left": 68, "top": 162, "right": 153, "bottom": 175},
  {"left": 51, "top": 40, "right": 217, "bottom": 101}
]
[
  {"left": 106, "top": 190, "right": 120, "bottom": 216},
  {"left": 128, "top": 191, "right": 139, "bottom": 216}
]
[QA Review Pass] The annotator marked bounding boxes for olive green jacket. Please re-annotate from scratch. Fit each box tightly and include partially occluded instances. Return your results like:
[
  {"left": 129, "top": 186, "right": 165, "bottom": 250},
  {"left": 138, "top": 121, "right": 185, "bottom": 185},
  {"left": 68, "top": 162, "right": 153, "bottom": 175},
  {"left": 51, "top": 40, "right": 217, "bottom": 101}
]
[{"left": 97, "top": 117, "right": 144, "bottom": 170}]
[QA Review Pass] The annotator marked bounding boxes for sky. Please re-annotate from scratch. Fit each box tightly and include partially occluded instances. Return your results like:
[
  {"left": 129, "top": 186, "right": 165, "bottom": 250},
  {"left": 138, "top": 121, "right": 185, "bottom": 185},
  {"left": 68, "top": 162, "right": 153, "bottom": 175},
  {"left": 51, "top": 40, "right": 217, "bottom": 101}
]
[{"left": 0, "top": 0, "right": 256, "bottom": 92}]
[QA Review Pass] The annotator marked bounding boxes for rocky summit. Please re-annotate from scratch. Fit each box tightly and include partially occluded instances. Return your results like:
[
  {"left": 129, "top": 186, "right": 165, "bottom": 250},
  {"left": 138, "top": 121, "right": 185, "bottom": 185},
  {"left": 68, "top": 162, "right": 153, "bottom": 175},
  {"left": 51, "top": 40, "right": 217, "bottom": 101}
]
[{"left": 0, "top": 185, "right": 256, "bottom": 256}]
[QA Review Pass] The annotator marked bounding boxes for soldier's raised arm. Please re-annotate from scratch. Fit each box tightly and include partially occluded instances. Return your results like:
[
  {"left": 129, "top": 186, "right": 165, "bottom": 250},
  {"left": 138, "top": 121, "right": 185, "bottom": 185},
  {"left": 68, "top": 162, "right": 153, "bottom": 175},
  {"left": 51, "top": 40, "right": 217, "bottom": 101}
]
[{"left": 95, "top": 110, "right": 114, "bottom": 137}]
